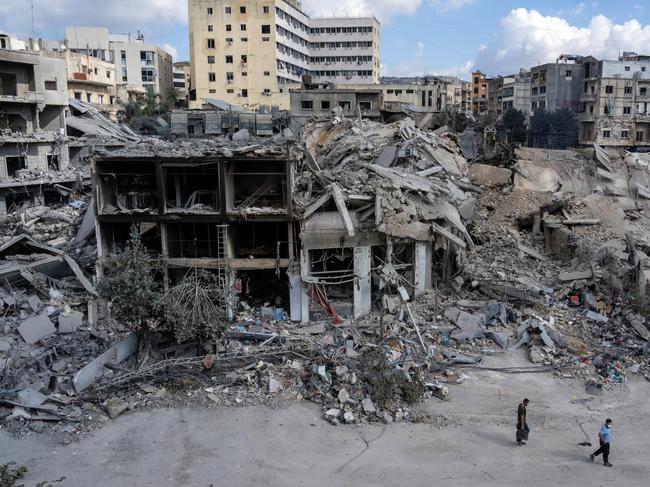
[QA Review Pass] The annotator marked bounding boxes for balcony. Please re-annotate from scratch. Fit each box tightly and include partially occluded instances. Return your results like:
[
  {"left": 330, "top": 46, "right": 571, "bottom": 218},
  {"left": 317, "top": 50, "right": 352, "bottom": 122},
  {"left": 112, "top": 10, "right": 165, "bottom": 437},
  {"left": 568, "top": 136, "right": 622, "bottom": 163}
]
[
  {"left": 0, "top": 91, "right": 44, "bottom": 104},
  {"left": 580, "top": 93, "right": 597, "bottom": 102},
  {"left": 577, "top": 112, "right": 596, "bottom": 122}
]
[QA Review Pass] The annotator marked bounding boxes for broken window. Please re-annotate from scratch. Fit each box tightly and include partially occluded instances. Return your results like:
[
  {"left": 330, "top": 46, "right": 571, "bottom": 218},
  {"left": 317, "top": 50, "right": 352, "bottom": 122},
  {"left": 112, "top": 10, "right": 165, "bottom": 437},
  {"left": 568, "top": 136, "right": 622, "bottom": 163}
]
[
  {"left": 622, "top": 130, "right": 629, "bottom": 138},
  {"left": 624, "top": 106, "right": 631, "bottom": 115},
  {"left": 226, "top": 72, "right": 234, "bottom": 81},
  {"left": 74, "top": 92, "right": 82, "bottom": 100},
  {"left": 625, "top": 86, "right": 633, "bottom": 95},
  {"left": 301, "top": 100, "right": 313, "bottom": 110},
  {"left": 339, "top": 101, "right": 351, "bottom": 110},
  {"left": 605, "top": 85, "right": 614, "bottom": 94},
  {"left": 641, "top": 87, "right": 648, "bottom": 96},
  {"left": 0, "top": 72, "right": 17, "bottom": 96},
  {"left": 207, "top": 56, "right": 215, "bottom": 64},
  {"left": 359, "top": 101, "right": 372, "bottom": 111},
  {"left": 321, "top": 100, "right": 331, "bottom": 110},
  {"left": 164, "top": 164, "right": 220, "bottom": 212},
  {"left": 227, "top": 160, "right": 287, "bottom": 212},
  {"left": 96, "top": 162, "right": 158, "bottom": 214},
  {"left": 44, "top": 80, "right": 57, "bottom": 90},
  {"left": 638, "top": 131, "right": 645, "bottom": 142},
  {"left": 167, "top": 222, "right": 223, "bottom": 259},
  {"left": 47, "top": 154, "right": 59, "bottom": 171},
  {"left": 230, "top": 223, "right": 290, "bottom": 259},
  {"left": 6, "top": 156, "right": 26, "bottom": 177}
]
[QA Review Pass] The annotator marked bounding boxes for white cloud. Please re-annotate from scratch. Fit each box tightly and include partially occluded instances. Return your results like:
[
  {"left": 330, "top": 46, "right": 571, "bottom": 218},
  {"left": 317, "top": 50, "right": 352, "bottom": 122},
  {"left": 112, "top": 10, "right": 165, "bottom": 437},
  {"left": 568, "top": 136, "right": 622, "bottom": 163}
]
[
  {"left": 557, "top": 2, "right": 586, "bottom": 16},
  {"left": 391, "top": 40, "right": 474, "bottom": 78},
  {"left": 476, "top": 9, "right": 650, "bottom": 75},
  {"left": 302, "top": 0, "right": 421, "bottom": 22},
  {"left": 162, "top": 43, "right": 178, "bottom": 61},
  {"left": 0, "top": 0, "right": 185, "bottom": 43},
  {"left": 430, "top": 0, "right": 478, "bottom": 11}
]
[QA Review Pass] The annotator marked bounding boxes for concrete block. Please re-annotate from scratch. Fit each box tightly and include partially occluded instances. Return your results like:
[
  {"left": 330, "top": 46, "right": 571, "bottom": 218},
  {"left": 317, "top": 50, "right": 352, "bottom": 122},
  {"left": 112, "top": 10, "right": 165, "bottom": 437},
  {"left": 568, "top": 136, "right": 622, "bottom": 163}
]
[
  {"left": 468, "top": 164, "right": 513, "bottom": 187},
  {"left": 58, "top": 310, "right": 83, "bottom": 333},
  {"left": 18, "top": 314, "right": 56, "bottom": 344}
]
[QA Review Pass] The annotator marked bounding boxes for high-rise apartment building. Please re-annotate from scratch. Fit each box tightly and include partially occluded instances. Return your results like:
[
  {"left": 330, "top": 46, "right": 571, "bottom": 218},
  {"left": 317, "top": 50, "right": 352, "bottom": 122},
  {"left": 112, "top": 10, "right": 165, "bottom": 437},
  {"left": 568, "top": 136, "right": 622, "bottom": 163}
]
[{"left": 188, "top": 0, "right": 380, "bottom": 109}]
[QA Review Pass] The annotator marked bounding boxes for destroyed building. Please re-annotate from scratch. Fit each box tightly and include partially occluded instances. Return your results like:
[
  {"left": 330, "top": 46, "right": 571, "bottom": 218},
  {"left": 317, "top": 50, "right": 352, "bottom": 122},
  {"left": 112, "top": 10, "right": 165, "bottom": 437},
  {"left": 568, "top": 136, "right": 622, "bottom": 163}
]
[{"left": 93, "top": 117, "right": 472, "bottom": 323}]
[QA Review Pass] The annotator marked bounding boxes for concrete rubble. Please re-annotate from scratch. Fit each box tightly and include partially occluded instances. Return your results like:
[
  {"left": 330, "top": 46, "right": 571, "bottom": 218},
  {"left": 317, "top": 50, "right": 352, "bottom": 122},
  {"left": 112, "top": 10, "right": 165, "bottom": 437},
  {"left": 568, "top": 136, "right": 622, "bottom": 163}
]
[{"left": 2, "top": 114, "right": 650, "bottom": 441}]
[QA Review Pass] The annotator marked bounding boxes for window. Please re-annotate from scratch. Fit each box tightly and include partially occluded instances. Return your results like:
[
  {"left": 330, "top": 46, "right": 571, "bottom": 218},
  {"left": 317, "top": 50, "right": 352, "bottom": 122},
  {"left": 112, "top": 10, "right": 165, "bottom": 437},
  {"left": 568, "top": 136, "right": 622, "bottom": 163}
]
[
  {"left": 241, "top": 37, "right": 248, "bottom": 42},
  {"left": 263, "top": 88, "right": 271, "bottom": 95},
  {"left": 209, "top": 89, "right": 216, "bottom": 93},
  {"left": 605, "top": 85, "right": 614, "bottom": 94},
  {"left": 106, "top": 71, "right": 111, "bottom": 78},
  {"left": 141, "top": 68, "right": 155, "bottom": 82},
  {"left": 209, "top": 72, "right": 216, "bottom": 82},
  {"left": 339, "top": 101, "right": 351, "bottom": 110},
  {"left": 227, "top": 89, "right": 234, "bottom": 93},
  {"left": 624, "top": 106, "right": 632, "bottom": 114},
  {"left": 565, "top": 70, "right": 572, "bottom": 79},
  {"left": 359, "top": 101, "right": 372, "bottom": 110},
  {"left": 44, "top": 80, "right": 57, "bottom": 90},
  {"left": 622, "top": 130, "right": 629, "bottom": 138},
  {"left": 86, "top": 93, "right": 92, "bottom": 103},
  {"left": 240, "top": 24, "right": 246, "bottom": 31},
  {"left": 539, "top": 86, "right": 546, "bottom": 94},
  {"left": 603, "top": 130, "right": 611, "bottom": 138},
  {"left": 321, "top": 100, "right": 331, "bottom": 109},
  {"left": 240, "top": 6, "right": 246, "bottom": 13},
  {"left": 625, "top": 86, "right": 633, "bottom": 94},
  {"left": 226, "top": 72, "right": 234, "bottom": 81},
  {"left": 241, "top": 55, "right": 247, "bottom": 65},
  {"left": 262, "top": 25, "right": 271, "bottom": 34},
  {"left": 207, "top": 56, "right": 215, "bottom": 64},
  {"left": 6, "top": 156, "right": 26, "bottom": 177},
  {"left": 473, "top": 87, "right": 478, "bottom": 94},
  {"left": 122, "top": 67, "right": 128, "bottom": 82},
  {"left": 263, "top": 6, "right": 270, "bottom": 13},
  {"left": 208, "top": 25, "right": 213, "bottom": 32},
  {"left": 94, "top": 67, "right": 98, "bottom": 75},
  {"left": 226, "top": 24, "right": 232, "bottom": 32},
  {"left": 474, "top": 77, "right": 479, "bottom": 84},
  {"left": 625, "top": 66, "right": 631, "bottom": 71},
  {"left": 207, "top": 39, "right": 215, "bottom": 48},
  {"left": 241, "top": 89, "right": 248, "bottom": 97},
  {"left": 642, "top": 87, "right": 648, "bottom": 95},
  {"left": 301, "top": 100, "right": 313, "bottom": 109},
  {"left": 241, "top": 72, "right": 247, "bottom": 77},
  {"left": 225, "top": 38, "right": 233, "bottom": 43},
  {"left": 226, "top": 55, "right": 233, "bottom": 64},
  {"left": 207, "top": 7, "right": 213, "bottom": 14},
  {"left": 263, "top": 71, "right": 270, "bottom": 76},
  {"left": 225, "top": 6, "right": 231, "bottom": 14},
  {"left": 98, "top": 94, "right": 104, "bottom": 104},
  {"left": 121, "top": 50, "right": 126, "bottom": 60},
  {"left": 637, "top": 131, "right": 645, "bottom": 142},
  {"left": 47, "top": 154, "right": 59, "bottom": 171},
  {"left": 643, "top": 67, "right": 647, "bottom": 72}
]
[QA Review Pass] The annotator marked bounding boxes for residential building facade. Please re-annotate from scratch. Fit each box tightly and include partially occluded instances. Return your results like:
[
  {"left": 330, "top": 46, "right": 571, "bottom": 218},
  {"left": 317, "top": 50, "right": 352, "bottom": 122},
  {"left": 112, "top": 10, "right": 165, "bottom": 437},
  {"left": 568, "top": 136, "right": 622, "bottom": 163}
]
[
  {"left": 188, "top": 0, "right": 380, "bottom": 110},
  {"left": 487, "top": 71, "right": 531, "bottom": 118},
  {"left": 173, "top": 61, "right": 192, "bottom": 106},
  {"left": 471, "top": 70, "right": 490, "bottom": 116},
  {"left": 443, "top": 76, "right": 472, "bottom": 113},
  {"left": 579, "top": 53, "right": 650, "bottom": 147},
  {"left": 529, "top": 55, "right": 584, "bottom": 113}
]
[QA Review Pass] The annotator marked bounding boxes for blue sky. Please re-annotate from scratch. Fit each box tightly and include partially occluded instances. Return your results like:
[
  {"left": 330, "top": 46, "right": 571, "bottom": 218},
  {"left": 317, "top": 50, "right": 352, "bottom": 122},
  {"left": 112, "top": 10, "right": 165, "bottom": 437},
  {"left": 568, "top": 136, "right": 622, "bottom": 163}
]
[{"left": 2, "top": 1, "right": 650, "bottom": 80}]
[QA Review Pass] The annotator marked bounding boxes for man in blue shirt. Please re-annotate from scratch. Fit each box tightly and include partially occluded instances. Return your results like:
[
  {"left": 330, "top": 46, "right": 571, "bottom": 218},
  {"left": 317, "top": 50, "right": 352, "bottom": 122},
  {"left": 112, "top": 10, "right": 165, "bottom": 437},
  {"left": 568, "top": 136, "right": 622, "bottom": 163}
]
[{"left": 590, "top": 418, "right": 613, "bottom": 466}]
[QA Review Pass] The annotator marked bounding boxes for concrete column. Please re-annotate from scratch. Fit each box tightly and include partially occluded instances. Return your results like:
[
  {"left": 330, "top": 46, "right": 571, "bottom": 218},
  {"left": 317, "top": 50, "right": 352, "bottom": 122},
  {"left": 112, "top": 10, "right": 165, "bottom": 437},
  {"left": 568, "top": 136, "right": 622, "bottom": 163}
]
[
  {"left": 353, "top": 246, "right": 372, "bottom": 318},
  {"left": 414, "top": 241, "right": 433, "bottom": 297},
  {"left": 299, "top": 250, "right": 311, "bottom": 323},
  {"left": 288, "top": 272, "right": 303, "bottom": 322}
]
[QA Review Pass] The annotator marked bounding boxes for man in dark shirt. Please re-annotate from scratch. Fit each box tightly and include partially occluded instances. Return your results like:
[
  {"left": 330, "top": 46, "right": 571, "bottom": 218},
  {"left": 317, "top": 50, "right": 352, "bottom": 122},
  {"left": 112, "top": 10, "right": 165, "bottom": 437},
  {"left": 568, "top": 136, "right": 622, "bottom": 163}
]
[{"left": 516, "top": 398, "right": 530, "bottom": 445}]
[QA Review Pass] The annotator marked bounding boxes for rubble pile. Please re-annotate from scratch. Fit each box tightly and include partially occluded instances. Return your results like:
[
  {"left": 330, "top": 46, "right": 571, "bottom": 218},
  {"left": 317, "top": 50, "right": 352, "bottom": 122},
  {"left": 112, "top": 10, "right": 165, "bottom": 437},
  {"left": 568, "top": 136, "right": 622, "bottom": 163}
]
[{"left": 2, "top": 118, "right": 650, "bottom": 441}]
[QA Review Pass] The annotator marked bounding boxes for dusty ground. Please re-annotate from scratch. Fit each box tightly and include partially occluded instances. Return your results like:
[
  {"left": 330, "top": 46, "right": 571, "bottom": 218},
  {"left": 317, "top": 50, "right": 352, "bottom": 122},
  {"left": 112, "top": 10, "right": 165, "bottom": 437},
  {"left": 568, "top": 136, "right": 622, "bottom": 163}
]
[{"left": 2, "top": 351, "right": 648, "bottom": 487}]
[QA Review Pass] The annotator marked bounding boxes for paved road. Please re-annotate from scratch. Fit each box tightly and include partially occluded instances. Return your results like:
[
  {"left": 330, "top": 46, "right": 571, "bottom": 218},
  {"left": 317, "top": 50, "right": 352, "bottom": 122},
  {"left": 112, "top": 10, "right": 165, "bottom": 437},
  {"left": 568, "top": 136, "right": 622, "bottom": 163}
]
[{"left": 2, "top": 353, "right": 649, "bottom": 486}]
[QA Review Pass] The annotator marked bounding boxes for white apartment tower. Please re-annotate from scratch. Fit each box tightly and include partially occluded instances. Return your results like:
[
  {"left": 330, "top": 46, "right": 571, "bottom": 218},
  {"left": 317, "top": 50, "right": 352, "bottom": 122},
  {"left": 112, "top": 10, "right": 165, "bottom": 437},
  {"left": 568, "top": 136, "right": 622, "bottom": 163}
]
[{"left": 188, "top": 0, "right": 380, "bottom": 109}]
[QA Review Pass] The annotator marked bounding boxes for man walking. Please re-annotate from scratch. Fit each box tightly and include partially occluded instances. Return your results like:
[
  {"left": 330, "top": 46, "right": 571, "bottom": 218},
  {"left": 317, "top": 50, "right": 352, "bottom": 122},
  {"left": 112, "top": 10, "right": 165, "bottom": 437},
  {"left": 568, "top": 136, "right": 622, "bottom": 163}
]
[
  {"left": 516, "top": 398, "right": 530, "bottom": 445},
  {"left": 590, "top": 418, "right": 613, "bottom": 466}
]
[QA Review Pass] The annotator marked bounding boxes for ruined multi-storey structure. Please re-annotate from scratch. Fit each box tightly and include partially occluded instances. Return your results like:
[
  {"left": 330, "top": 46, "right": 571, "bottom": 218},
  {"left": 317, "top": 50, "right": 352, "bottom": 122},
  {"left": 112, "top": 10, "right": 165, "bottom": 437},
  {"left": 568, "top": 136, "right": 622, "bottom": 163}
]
[
  {"left": 578, "top": 53, "right": 650, "bottom": 147},
  {"left": 188, "top": 0, "right": 380, "bottom": 109}
]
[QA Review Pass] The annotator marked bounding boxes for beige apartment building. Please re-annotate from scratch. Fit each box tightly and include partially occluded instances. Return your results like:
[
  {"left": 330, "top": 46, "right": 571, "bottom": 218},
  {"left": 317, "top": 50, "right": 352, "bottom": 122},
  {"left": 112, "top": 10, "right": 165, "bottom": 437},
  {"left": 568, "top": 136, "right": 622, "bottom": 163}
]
[
  {"left": 579, "top": 53, "right": 650, "bottom": 147},
  {"left": 188, "top": 0, "right": 380, "bottom": 109},
  {"left": 346, "top": 76, "right": 449, "bottom": 112}
]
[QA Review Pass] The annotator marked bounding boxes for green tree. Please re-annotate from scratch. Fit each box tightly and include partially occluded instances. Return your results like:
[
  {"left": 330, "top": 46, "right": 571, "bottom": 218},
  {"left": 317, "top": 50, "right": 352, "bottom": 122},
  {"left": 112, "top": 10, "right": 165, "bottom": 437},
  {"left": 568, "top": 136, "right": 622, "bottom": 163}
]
[
  {"left": 503, "top": 108, "right": 528, "bottom": 144},
  {"left": 141, "top": 87, "right": 162, "bottom": 117},
  {"left": 97, "top": 226, "right": 161, "bottom": 333},
  {"left": 548, "top": 107, "right": 578, "bottom": 149}
]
